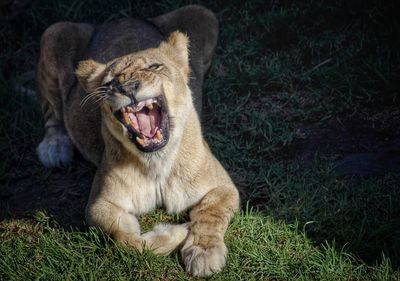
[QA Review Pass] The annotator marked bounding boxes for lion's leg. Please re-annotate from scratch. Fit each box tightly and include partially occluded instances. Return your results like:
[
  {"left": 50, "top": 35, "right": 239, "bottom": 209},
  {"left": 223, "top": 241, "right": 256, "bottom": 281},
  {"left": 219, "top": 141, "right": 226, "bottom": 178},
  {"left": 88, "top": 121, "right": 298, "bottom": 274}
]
[
  {"left": 86, "top": 169, "right": 189, "bottom": 255},
  {"left": 150, "top": 5, "right": 219, "bottom": 115},
  {"left": 86, "top": 198, "right": 144, "bottom": 250},
  {"left": 36, "top": 22, "right": 94, "bottom": 167},
  {"left": 182, "top": 186, "right": 239, "bottom": 277},
  {"left": 87, "top": 199, "right": 188, "bottom": 255}
]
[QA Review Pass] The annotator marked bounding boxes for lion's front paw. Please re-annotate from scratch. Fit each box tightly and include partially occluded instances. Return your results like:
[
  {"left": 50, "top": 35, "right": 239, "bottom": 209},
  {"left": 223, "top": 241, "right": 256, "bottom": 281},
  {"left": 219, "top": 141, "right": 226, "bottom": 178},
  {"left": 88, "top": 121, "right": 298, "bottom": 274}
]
[
  {"left": 37, "top": 133, "right": 74, "bottom": 168},
  {"left": 142, "top": 223, "right": 189, "bottom": 256},
  {"left": 181, "top": 236, "right": 227, "bottom": 277}
]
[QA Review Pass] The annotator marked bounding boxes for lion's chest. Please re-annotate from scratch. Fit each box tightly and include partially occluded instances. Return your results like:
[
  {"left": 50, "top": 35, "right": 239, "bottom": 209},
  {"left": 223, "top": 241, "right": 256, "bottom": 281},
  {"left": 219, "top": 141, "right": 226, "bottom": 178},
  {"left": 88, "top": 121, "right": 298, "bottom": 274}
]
[
  {"left": 127, "top": 174, "right": 202, "bottom": 215},
  {"left": 120, "top": 153, "right": 205, "bottom": 215},
  {"left": 160, "top": 177, "right": 203, "bottom": 214}
]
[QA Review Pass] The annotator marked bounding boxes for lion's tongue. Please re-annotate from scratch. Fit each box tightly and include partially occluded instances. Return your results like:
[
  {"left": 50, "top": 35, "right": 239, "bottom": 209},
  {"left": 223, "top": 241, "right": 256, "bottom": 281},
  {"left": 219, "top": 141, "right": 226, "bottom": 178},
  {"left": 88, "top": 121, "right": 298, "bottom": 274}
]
[{"left": 136, "top": 108, "right": 159, "bottom": 138}]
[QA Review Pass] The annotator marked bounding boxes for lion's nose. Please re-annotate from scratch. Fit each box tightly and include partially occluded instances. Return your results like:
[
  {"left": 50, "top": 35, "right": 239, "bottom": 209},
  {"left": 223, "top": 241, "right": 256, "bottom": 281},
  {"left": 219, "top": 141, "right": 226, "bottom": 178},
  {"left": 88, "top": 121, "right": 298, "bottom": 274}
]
[
  {"left": 120, "top": 80, "right": 140, "bottom": 104},
  {"left": 123, "top": 80, "right": 140, "bottom": 92}
]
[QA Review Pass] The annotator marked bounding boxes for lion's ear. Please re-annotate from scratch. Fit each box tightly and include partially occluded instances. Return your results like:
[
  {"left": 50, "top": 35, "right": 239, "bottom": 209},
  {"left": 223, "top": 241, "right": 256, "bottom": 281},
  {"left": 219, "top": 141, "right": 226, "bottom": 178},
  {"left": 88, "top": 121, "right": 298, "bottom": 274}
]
[
  {"left": 76, "top": 59, "right": 107, "bottom": 93},
  {"left": 160, "top": 31, "right": 190, "bottom": 77}
]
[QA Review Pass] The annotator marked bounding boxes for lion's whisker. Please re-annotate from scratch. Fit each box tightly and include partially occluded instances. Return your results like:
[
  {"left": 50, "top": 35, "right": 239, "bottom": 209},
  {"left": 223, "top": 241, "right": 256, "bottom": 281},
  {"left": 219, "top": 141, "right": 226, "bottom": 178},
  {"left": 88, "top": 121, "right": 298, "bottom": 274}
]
[
  {"left": 80, "top": 91, "right": 107, "bottom": 106},
  {"left": 80, "top": 92, "right": 108, "bottom": 107}
]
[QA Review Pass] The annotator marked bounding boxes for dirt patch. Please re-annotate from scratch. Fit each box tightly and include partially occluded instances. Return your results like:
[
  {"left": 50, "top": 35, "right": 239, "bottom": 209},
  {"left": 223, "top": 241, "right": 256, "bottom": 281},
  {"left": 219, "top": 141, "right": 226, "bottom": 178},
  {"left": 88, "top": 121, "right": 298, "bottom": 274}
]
[
  {"left": 295, "top": 109, "right": 400, "bottom": 176},
  {"left": 0, "top": 144, "right": 95, "bottom": 228}
]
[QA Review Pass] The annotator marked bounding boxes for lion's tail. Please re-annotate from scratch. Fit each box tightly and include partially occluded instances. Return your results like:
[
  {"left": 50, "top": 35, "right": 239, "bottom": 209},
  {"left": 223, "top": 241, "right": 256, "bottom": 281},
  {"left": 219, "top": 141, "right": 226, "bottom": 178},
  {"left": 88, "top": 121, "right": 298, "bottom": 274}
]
[{"left": 141, "top": 223, "right": 189, "bottom": 255}]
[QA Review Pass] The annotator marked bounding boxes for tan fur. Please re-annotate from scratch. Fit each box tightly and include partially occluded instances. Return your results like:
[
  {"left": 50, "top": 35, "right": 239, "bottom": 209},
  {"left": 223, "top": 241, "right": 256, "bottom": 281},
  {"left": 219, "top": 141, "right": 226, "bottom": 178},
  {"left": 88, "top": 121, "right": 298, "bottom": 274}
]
[{"left": 36, "top": 6, "right": 238, "bottom": 277}]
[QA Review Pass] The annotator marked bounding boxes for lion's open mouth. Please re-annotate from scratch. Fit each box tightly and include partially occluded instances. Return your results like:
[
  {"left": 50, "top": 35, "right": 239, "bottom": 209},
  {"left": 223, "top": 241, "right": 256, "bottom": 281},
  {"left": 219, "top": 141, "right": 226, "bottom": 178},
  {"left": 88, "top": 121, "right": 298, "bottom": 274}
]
[{"left": 113, "top": 96, "right": 169, "bottom": 152}]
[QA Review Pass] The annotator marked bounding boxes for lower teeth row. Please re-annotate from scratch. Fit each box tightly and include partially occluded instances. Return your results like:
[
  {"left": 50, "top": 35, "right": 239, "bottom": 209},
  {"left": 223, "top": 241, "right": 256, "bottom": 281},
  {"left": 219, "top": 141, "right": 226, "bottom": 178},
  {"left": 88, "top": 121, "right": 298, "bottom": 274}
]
[{"left": 136, "top": 130, "right": 163, "bottom": 147}]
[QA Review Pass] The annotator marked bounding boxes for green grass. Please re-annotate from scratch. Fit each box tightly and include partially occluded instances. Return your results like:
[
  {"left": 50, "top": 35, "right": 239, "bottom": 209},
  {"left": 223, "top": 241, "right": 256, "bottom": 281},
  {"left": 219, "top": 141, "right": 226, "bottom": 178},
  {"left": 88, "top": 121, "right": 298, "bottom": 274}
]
[
  {"left": 1, "top": 209, "right": 399, "bottom": 281},
  {"left": 1, "top": 0, "right": 400, "bottom": 280}
]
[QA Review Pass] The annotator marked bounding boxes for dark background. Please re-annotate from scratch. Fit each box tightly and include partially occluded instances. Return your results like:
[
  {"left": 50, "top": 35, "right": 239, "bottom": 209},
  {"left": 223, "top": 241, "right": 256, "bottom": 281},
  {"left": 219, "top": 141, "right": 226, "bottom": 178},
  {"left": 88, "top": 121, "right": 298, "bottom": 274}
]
[{"left": 1, "top": 0, "right": 399, "bottom": 269}]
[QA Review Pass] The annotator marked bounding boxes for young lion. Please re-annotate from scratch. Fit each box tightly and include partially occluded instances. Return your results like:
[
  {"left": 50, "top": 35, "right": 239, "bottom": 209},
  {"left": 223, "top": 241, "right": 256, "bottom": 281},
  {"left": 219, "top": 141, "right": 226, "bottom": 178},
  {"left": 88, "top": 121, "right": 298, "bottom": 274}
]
[{"left": 36, "top": 5, "right": 239, "bottom": 277}]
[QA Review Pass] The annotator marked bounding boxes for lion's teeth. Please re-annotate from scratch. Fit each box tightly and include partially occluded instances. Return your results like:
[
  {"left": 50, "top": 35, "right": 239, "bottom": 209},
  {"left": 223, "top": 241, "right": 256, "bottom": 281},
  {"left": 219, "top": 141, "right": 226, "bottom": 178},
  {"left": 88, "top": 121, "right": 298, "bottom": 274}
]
[
  {"left": 132, "top": 99, "right": 158, "bottom": 112},
  {"left": 123, "top": 112, "right": 130, "bottom": 125},
  {"left": 156, "top": 130, "right": 162, "bottom": 140},
  {"left": 145, "top": 99, "right": 155, "bottom": 110},
  {"left": 121, "top": 107, "right": 126, "bottom": 113},
  {"left": 136, "top": 136, "right": 145, "bottom": 146},
  {"left": 135, "top": 101, "right": 145, "bottom": 112}
]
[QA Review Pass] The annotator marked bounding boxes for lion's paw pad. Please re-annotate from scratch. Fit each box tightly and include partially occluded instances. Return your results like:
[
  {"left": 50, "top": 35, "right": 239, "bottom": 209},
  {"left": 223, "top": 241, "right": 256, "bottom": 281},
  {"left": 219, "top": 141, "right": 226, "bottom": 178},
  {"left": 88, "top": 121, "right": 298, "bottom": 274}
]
[
  {"left": 37, "top": 133, "right": 73, "bottom": 168},
  {"left": 182, "top": 243, "right": 227, "bottom": 277}
]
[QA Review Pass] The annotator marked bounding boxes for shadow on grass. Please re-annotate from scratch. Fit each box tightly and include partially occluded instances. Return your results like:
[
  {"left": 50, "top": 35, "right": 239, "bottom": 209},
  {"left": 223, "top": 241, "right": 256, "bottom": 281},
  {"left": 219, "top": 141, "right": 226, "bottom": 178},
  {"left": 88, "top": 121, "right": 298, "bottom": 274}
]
[{"left": 0, "top": 147, "right": 95, "bottom": 229}]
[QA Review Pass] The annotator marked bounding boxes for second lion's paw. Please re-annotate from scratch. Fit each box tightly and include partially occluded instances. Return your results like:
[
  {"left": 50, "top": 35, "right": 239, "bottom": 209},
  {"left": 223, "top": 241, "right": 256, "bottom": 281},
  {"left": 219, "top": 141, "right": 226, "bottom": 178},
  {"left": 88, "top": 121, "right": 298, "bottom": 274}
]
[{"left": 181, "top": 237, "right": 227, "bottom": 277}]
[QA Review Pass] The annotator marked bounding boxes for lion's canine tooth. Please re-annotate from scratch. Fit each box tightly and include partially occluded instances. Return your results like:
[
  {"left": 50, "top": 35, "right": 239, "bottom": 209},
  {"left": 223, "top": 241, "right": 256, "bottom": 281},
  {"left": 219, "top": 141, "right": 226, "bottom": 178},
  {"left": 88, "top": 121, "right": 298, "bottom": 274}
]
[
  {"left": 136, "top": 136, "right": 145, "bottom": 146},
  {"left": 156, "top": 130, "right": 162, "bottom": 140},
  {"left": 135, "top": 101, "right": 145, "bottom": 112},
  {"left": 145, "top": 99, "right": 154, "bottom": 110},
  {"left": 121, "top": 107, "right": 126, "bottom": 113},
  {"left": 123, "top": 112, "right": 130, "bottom": 125}
]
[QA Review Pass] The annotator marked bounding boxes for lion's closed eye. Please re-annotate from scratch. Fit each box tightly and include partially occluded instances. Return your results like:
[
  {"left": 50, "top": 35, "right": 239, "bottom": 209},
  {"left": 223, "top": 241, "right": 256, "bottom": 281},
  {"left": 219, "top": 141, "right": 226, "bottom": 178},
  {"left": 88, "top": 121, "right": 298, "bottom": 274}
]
[{"left": 148, "top": 63, "right": 163, "bottom": 70}]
